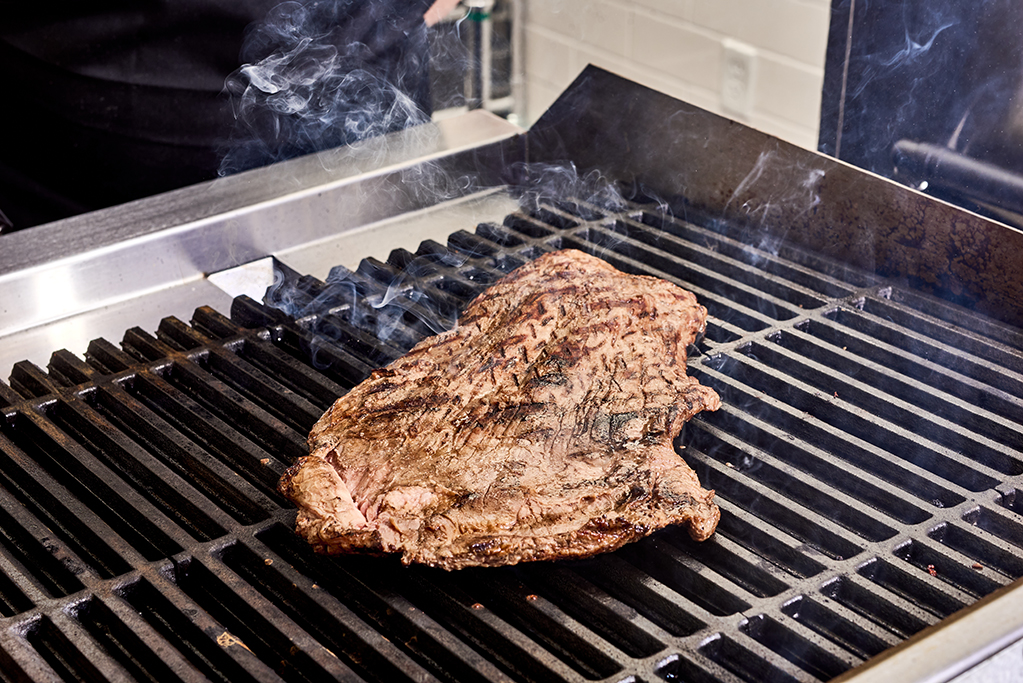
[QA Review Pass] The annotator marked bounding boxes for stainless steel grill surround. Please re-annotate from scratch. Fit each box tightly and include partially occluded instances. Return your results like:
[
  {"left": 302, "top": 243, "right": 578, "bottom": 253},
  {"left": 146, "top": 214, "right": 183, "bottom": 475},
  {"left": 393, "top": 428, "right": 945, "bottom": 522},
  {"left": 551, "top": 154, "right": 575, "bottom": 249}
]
[{"left": 0, "top": 67, "right": 1022, "bottom": 682}]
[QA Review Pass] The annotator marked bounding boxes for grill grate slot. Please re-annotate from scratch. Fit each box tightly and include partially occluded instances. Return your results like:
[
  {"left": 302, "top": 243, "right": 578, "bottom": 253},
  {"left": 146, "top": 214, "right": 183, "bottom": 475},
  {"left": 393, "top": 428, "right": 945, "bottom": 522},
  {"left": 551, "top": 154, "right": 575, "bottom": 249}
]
[
  {"left": 891, "top": 539, "right": 1006, "bottom": 599},
  {"left": 616, "top": 541, "right": 753, "bottom": 617},
  {"left": 511, "top": 565, "right": 668, "bottom": 659},
  {"left": 569, "top": 555, "right": 710, "bottom": 638},
  {"left": 257, "top": 523, "right": 512, "bottom": 683},
  {"left": 45, "top": 398, "right": 227, "bottom": 544},
  {"left": 702, "top": 466, "right": 864, "bottom": 562},
  {"left": 69, "top": 595, "right": 203, "bottom": 683},
  {"left": 779, "top": 596, "right": 896, "bottom": 662},
  {"left": 0, "top": 491, "right": 86, "bottom": 600},
  {"left": 703, "top": 352, "right": 999, "bottom": 492},
  {"left": 177, "top": 553, "right": 367, "bottom": 683},
  {"left": 824, "top": 307, "right": 1023, "bottom": 413},
  {"left": 218, "top": 541, "right": 438, "bottom": 683},
  {"left": 121, "top": 372, "right": 284, "bottom": 498},
  {"left": 3, "top": 194, "right": 1023, "bottom": 682},
  {"left": 819, "top": 575, "right": 933, "bottom": 640},
  {"left": 698, "top": 633, "right": 805, "bottom": 683},
  {"left": 739, "top": 614, "right": 856, "bottom": 681},
  {"left": 961, "top": 505, "right": 1023, "bottom": 551},
  {"left": 24, "top": 614, "right": 118, "bottom": 683},
  {"left": 690, "top": 422, "right": 906, "bottom": 540},
  {"left": 926, "top": 521, "right": 1023, "bottom": 580},
  {"left": 777, "top": 326, "right": 1023, "bottom": 458},
  {"left": 712, "top": 504, "right": 828, "bottom": 579},
  {"left": 118, "top": 575, "right": 279, "bottom": 683},
  {"left": 855, "top": 557, "right": 969, "bottom": 620},
  {"left": 87, "top": 385, "right": 275, "bottom": 526}
]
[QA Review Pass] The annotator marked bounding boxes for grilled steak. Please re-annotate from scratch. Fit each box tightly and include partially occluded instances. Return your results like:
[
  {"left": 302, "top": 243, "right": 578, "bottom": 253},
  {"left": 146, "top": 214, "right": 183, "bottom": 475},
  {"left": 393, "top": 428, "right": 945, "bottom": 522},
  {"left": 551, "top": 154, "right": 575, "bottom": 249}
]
[{"left": 279, "top": 249, "right": 721, "bottom": 569}]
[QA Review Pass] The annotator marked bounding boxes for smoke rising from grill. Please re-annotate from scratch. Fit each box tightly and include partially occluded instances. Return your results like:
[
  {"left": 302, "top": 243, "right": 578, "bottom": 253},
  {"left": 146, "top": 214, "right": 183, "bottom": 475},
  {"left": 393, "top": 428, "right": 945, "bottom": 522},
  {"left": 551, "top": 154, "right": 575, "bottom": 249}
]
[
  {"left": 219, "top": 0, "right": 433, "bottom": 176},
  {"left": 260, "top": 160, "right": 640, "bottom": 369}
]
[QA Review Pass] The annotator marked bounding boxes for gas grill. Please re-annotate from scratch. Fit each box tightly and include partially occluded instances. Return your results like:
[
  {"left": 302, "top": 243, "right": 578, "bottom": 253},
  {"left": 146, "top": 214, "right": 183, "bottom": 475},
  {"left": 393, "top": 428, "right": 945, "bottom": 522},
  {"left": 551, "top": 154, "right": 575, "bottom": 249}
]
[{"left": 2, "top": 67, "right": 1023, "bottom": 682}]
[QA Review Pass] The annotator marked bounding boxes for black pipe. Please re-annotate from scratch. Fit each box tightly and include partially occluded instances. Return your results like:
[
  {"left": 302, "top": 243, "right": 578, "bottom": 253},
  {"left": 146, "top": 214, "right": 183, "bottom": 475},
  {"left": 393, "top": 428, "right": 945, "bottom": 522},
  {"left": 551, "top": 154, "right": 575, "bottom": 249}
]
[{"left": 893, "top": 139, "right": 1023, "bottom": 215}]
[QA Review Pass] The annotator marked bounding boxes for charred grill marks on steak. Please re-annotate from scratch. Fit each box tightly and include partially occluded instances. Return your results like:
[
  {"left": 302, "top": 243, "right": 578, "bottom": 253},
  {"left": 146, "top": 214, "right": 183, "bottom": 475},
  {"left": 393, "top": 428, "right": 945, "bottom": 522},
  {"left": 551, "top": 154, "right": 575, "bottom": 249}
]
[{"left": 279, "top": 249, "right": 721, "bottom": 570}]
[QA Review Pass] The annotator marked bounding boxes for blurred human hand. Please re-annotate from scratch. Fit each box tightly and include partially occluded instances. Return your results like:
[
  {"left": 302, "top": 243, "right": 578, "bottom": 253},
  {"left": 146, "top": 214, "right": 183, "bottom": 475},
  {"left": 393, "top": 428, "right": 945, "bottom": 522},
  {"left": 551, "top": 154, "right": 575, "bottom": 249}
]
[{"left": 424, "top": 0, "right": 463, "bottom": 26}]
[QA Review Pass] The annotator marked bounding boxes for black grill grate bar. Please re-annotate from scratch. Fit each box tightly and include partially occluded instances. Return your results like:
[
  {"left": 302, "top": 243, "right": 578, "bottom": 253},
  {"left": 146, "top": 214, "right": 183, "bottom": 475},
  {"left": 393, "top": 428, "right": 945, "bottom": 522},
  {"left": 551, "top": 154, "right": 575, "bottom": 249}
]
[
  {"left": 156, "top": 319, "right": 325, "bottom": 431},
  {"left": 0, "top": 421, "right": 143, "bottom": 578},
  {"left": 616, "top": 538, "right": 754, "bottom": 616},
  {"left": 45, "top": 350, "right": 103, "bottom": 388},
  {"left": 588, "top": 213, "right": 845, "bottom": 308},
  {"left": 739, "top": 333, "right": 1023, "bottom": 478},
  {"left": 255, "top": 524, "right": 517, "bottom": 683},
  {"left": 517, "top": 565, "right": 669, "bottom": 659},
  {"left": 187, "top": 345, "right": 324, "bottom": 433},
  {"left": 120, "top": 328, "right": 307, "bottom": 467},
  {"left": 147, "top": 357, "right": 306, "bottom": 466},
  {"left": 862, "top": 295, "right": 1023, "bottom": 373},
  {"left": 694, "top": 365, "right": 975, "bottom": 508},
  {"left": 711, "top": 500, "right": 830, "bottom": 580},
  {"left": 827, "top": 305, "right": 1023, "bottom": 410},
  {"left": 0, "top": 382, "right": 21, "bottom": 410},
  {"left": 693, "top": 419, "right": 910, "bottom": 540},
  {"left": 71, "top": 593, "right": 211, "bottom": 683},
  {"left": 124, "top": 371, "right": 285, "bottom": 498},
  {"left": 541, "top": 198, "right": 876, "bottom": 299},
  {"left": 742, "top": 612, "right": 863, "bottom": 681},
  {"left": 0, "top": 483, "right": 89, "bottom": 600},
  {"left": 819, "top": 572, "right": 938, "bottom": 640},
  {"left": 888, "top": 286, "right": 1023, "bottom": 351},
  {"left": 855, "top": 556, "right": 971, "bottom": 621},
  {"left": 192, "top": 307, "right": 348, "bottom": 409},
  {"left": 699, "top": 460, "right": 866, "bottom": 563},
  {"left": 396, "top": 571, "right": 603, "bottom": 683},
  {"left": 655, "top": 651, "right": 752, "bottom": 683},
  {"left": 8, "top": 362, "right": 62, "bottom": 401},
  {"left": 891, "top": 537, "right": 1011, "bottom": 598},
  {"left": 54, "top": 395, "right": 235, "bottom": 541},
  {"left": 182, "top": 551, "right": 389, "bottom": 683},
  {"left": 224, "top": 305, "right": 378, "bottom": 393},
  {"left": 695, "top": 411, "right": 920, "bottom": 531},
  {"left": 448, "top": 571, "right": 631, "bottom": 680},
  {"left": 961, "top": 504, "right": 1023, "bottom": 552},
  {"left": 779, "top": 595, "right": 901, "bottom": 662},
  {"left": 557, "top": 228, "right": 806, "bottom": 332},
  {"left": 0, "top": 551, "right": 41, "bottom": 616},
  {"left": 782, "top": 324, "right": 1023, "bottom": 455},
  {"left": 124, "top": 566, "right": 287, "bottom": 682},
  {"left": 0, "top": 628, "right": 60, "bottom": 683},
  {"left": 569, "top": 220, "right": 832, "bottom": 314},
  {"left": 656, "top": 528, "right": 793, "bottom": 599},
  {"left": 536, "top": 555, "right": 713, "bottom": 640},
  {"left": 84, "top": 337, "right": 141, "bottom": 375},
  {"left": 698, "top": 631, "right": 811, "bottom": 683},
  {"left": 620, "top": 209, "right": 882, "bottom": 296},
  {"left": 93, "top": 383, "right": 278, "bottom": 525},
  {"left": 225, "top": 539, "right": 494, "bottom": 683},
  {"left": 20, "top": 403, "right": 191, "bottom": 560},
  {"left": 26, "top": 610, "right": 138, "bottom": 682},
  {"left": 927, "top": 519, "right": 1023, "bottom": 580},
  {"left": 706, "top": 349, "right": 1005, "bottom": 492}
]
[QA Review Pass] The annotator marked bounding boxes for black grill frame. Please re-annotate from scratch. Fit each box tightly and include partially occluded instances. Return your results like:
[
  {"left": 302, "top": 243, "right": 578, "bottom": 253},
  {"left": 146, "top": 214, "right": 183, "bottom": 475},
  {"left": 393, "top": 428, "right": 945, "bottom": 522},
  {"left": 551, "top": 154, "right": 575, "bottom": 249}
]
[{"left": 1, "top": 194, "right": 1022, "bottom": 682}]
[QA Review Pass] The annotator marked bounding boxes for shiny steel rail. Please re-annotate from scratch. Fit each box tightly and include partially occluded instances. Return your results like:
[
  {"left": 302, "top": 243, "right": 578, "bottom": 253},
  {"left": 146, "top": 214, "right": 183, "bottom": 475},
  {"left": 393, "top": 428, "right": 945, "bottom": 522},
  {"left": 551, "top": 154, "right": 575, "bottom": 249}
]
[{"left": 0, "top": 110, "right": 523, "bottom": 378}]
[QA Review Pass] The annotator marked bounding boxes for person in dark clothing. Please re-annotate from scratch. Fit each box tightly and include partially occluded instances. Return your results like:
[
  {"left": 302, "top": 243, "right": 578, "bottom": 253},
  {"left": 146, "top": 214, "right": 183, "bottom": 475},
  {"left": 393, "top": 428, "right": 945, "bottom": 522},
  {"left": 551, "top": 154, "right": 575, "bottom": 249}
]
[{"left": 0, "top": 0, "right": 460, "bottom": 230}]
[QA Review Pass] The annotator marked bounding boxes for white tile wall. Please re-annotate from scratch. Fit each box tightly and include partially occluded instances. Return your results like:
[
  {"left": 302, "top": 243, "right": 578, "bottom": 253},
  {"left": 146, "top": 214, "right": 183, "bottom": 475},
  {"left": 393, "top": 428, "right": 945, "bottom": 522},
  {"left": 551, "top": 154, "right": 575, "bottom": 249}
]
[{"left": 521, "top": 0, "right": 832, "bottom": 150}]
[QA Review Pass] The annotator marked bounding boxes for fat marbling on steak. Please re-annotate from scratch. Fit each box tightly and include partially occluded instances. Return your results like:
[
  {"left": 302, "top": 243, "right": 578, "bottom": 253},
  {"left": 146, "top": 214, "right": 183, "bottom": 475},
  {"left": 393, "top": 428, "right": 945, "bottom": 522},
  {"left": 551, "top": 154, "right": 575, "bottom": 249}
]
[{"left": 279, "top": 249, "right": 721, "bottom": 569}]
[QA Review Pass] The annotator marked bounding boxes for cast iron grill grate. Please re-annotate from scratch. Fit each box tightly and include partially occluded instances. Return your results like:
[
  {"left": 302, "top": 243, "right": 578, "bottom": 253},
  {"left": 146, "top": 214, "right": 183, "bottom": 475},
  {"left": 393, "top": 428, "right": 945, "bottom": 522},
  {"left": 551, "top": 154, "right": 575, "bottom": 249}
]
[{"left": 1, "top": 194, "right": 1022, "bottom": 682}]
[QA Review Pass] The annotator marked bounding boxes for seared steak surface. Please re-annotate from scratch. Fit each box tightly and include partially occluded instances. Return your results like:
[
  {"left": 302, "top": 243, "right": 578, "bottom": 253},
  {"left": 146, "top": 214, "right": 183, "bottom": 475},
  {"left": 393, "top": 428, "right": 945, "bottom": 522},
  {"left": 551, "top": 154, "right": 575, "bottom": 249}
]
[{"left": 279, "top": 249, "right": 721, "bottom": 569}]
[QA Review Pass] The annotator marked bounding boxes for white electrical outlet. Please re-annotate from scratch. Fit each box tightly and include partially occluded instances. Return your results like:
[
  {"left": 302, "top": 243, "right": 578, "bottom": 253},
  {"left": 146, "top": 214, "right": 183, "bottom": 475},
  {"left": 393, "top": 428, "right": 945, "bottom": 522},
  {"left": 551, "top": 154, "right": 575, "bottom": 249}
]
[{"left": 721, "top": 38, "right": 757, "bottom": 118}]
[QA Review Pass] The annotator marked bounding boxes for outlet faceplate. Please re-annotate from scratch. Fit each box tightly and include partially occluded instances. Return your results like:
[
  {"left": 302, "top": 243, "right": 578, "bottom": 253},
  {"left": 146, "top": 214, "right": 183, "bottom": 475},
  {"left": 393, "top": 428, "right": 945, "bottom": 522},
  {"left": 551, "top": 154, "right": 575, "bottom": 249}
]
[{"left": 721, "top": 38, "right": 757, "bottom": 117}]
